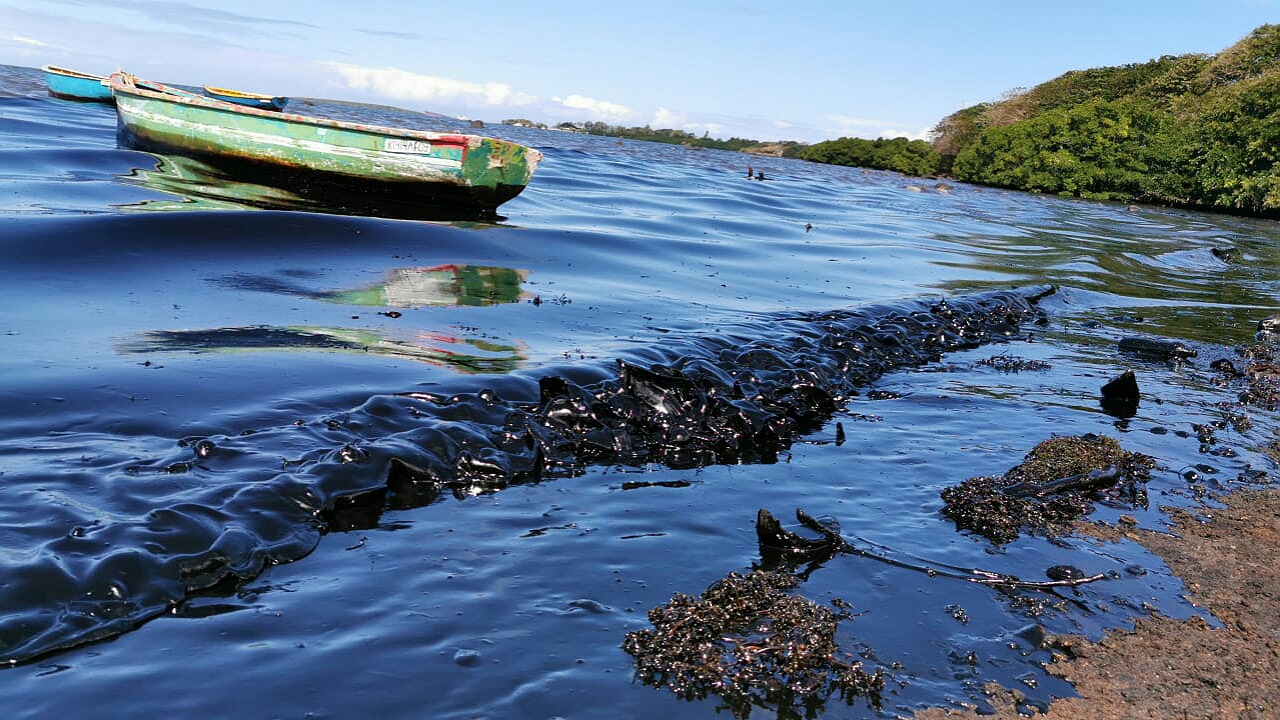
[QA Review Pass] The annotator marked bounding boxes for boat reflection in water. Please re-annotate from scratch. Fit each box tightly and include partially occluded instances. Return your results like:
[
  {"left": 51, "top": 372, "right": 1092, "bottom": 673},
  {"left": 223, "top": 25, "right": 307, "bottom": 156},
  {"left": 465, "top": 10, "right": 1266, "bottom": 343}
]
[
  {"left": 121, "top": 152, "right": 332, "bottom": 214},
  {"left": 328, "top": 265, "right": 528, "bottom": 308},
  {"left": 213, "top": 264, "right": 530, "bottom": 309},
  {"left": 119, "top": 152, "right": 519, "bottom": 221},
  {"left": 119, "top": 325, "right": 525, "bottom": 374},
  {"left": 123, "top": 265, "right": 531, "bottom": 372}
]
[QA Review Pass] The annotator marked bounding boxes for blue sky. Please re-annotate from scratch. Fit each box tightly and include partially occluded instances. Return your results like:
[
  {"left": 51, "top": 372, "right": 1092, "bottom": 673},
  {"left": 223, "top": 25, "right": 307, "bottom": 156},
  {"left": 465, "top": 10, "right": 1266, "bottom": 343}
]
[{"left": 2, "top": 1, "right": 1277, "bottom": 143}]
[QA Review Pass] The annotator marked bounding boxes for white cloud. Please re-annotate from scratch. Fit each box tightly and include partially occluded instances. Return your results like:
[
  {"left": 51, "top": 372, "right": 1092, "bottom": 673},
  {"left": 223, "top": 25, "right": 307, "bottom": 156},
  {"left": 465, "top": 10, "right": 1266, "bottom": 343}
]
[
  {"left": 652, "top": 106, "right": 685, "bottom": 127},
  {"left": 6, "top": 34, "right": 49, "bottom": 47},
  {"left": 826, "top": 114, "right": 901, "bottom": 129},
  {"left": 324, "top": 62, "right": 535, "bottom": 107},
  {"left": 552, "top": 94, "right": 633, "bottom": 121},
  {"left": 823, "top": 114, "right": 931, "bottom": 140},
  {"left": 648, "top": 107, "right": 723, "bottom": 136},
  {"left": 887, "top": 127, "right": 934, "bottom": 141}
]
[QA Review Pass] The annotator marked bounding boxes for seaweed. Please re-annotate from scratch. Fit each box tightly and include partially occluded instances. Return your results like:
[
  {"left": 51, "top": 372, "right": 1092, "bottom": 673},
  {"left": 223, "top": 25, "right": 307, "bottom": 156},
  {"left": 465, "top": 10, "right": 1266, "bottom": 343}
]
[
  {"left": 940, "top": 435, "right": 1156, "bottom": 544},
  {"left": 976, "top": 353, "right": 1052, "bottom": 372},
  {"left": 623, "top": 569, "right": 884, "bottom": 719}
]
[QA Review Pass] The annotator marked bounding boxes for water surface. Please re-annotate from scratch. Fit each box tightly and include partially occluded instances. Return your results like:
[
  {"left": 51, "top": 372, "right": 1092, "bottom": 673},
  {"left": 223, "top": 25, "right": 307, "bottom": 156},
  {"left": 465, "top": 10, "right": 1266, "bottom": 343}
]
[{"left": 1, "top": 63, "right": 1277, "bottom": 718}]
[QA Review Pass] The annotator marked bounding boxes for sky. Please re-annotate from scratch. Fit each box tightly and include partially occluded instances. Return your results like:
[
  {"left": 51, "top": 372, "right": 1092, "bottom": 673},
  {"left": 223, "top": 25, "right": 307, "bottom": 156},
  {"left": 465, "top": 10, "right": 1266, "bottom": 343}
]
[{"left": 2, "top": 1, "right": 1277, "bottom": 143}]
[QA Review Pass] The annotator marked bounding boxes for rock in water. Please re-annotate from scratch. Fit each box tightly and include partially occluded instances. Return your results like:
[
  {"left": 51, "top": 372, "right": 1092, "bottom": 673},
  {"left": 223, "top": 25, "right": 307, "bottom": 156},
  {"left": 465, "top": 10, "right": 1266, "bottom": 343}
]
[
  {"left": 1045, "top": 565, "right": 1086, "bottom": 581},
  {"left": 1101, "top": 370, "right": 1140, "bottom": 399},
  {"left": 1100, "top": 369, "right": 1140, "bottom": 418},
  {"left": 1118, "top": 336, "right": 1196, "bottom": 360}
]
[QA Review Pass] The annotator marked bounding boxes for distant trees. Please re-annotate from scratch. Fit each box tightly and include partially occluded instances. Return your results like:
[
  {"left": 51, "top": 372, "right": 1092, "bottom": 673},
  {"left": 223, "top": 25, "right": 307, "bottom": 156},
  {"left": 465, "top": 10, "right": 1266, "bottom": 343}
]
[
  {"left": 800, "top": 136, "right": 942, "bottom": 175},
  {"left": 511, "top": 25, "right": 1280, "bottom": 216},
  {"left": 577, "top": 121, "right": 770, "bottom": 152},
  {"left": 932, "top": 23, "right": 1280, "bottom": 215},
  {"left": 930, "top": 104, "right": 989, "bottom": 174}
]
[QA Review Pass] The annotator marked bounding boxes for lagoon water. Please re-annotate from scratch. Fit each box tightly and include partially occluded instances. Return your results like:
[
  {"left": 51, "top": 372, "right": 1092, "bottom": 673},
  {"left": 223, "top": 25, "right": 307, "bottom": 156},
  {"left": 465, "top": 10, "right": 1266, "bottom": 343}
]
[{"left": 1, "top": 63, "right": 1277, "bottom": 718}]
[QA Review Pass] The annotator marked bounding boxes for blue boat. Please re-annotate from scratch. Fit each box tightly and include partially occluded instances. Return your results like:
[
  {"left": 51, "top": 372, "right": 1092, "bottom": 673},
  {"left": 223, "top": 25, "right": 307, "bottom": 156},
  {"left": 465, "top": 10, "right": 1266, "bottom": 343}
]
[
  {"left": 42, "top": 65, "right": 114, "bottom": 104},
  {"left": 202, "top": 84, "right": 288, "bottom": 111}
]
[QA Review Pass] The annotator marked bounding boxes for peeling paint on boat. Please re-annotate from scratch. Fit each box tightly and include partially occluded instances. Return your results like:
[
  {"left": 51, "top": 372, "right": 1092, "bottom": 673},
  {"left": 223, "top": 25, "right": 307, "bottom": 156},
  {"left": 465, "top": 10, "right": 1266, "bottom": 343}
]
[
  {"left": 117, "top": 99, "right": 465, "bottom": 181},
  {"left": 108, "top": 72, "right": 542, "bottom": 214}
]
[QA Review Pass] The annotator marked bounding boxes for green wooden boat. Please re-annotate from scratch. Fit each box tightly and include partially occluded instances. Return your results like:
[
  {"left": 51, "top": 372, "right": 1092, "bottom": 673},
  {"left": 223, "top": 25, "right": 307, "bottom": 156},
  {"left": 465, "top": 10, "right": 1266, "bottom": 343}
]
[{"left": 107, "top": 71, "right": 542, "bottom": 219}]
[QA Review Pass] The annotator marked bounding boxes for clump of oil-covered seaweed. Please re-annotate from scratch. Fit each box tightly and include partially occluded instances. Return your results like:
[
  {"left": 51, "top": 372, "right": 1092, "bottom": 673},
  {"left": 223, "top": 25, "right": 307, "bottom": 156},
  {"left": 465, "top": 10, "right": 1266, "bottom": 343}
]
[
  {"left": 623, "top": 568, "right": 885, "bottom": 718},
  {"left": 1233, "top": 341, "right": 1280, "bottom": 412},
  {"left": 940, "top": 434, "right": 1155, "bottom": 544},
  {"left": 1207, "top": 336, "right": 1280, "bottom": 477},
  {"left": 976, "top": 353, "right": 1052, "bottom": 373}
]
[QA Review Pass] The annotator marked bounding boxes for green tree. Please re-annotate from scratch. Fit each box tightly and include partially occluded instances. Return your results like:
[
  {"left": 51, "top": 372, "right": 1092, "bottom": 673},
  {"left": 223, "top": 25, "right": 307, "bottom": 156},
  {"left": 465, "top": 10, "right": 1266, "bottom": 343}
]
[
  {"left": 1172, "top": 73, "right": 1280, "bottom": 212},
  {"left": 800, "top": 136, "right": 941, "bottom": 175},
  {"left": 935, "top": 23, "right": 1280, "bottom": 216},
  {"left": 953, "top": 100, "right": 1169, "bottom": 200}
]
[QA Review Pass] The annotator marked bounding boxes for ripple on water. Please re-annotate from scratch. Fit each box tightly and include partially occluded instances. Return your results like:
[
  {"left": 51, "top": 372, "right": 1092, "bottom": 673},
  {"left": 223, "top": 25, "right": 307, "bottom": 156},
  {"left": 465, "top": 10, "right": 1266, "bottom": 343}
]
[{"left": 1, "top": 62, "right": 1278, "bottom": 719}]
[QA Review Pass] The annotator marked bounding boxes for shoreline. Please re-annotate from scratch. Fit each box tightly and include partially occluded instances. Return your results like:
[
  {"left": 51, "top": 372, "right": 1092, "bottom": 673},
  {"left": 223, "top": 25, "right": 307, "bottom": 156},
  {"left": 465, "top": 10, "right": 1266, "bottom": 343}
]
[{"left": 912, "top": 486, "right": 1280, "bottom": 719}]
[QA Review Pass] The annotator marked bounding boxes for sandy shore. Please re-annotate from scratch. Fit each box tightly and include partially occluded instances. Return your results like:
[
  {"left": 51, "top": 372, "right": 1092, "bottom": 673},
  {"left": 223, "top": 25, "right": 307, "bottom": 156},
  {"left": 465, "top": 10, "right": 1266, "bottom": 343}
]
[{"left": 912, "top": 486, "right": 1280, "bottom": 719}]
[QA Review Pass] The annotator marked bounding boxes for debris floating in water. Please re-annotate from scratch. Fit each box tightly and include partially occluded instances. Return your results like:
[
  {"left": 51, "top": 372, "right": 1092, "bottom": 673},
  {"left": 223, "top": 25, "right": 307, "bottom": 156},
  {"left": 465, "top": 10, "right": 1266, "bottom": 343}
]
[{"left": 756, "top": 507, "right": 1109, "bottom": 590}]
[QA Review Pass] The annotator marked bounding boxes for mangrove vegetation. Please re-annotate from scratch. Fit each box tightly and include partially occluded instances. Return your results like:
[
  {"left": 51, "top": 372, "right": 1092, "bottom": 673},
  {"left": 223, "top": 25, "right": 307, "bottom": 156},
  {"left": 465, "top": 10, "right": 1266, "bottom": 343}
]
[
  {"left": 508, "top": 24, "right": 1279, "bottom": 216},
  {"left": 934, "top": 23, "right": 1280, "bottom": 215},
  {"left": 804, "top": 24, "right": 1280, "bottom": 216},
  {"left": 799, "top": 136, "right": 941, "bottom": 176}
]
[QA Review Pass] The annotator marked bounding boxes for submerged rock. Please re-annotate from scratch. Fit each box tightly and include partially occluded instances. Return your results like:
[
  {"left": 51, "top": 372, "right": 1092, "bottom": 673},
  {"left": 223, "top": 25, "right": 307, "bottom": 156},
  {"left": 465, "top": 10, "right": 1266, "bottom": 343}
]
[
  {"left": 1210, "top": 246, "right": 1240, "bottom": 263},
  {"left": 1045, "top": 565, "right": 1086, "bottom": 581},
  {"left": 453, "top": 648, "right": 481, "bottom": 666},
  {"left": 977, "top": 353, "right": 1052, "bottom": 372}
]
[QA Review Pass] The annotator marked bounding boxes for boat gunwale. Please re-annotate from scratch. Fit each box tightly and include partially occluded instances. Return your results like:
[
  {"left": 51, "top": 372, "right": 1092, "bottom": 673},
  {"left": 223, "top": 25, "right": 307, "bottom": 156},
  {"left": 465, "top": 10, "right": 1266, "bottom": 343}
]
[
  {"left": 109, "top": 72, "right": 504, "bottom": 150},
  {"left": 43, "top": 65, "right": 109, "bottom": 83}
]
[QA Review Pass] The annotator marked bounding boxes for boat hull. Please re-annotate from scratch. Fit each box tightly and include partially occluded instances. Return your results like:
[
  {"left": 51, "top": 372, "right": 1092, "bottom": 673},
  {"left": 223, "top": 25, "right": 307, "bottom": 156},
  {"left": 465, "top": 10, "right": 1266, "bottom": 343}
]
[
  {"left": 42, "top": 66, "right": 114, "bottom": 104},
  {"left": 109, "top": 73, "right": 541, "bottom": 219}
]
